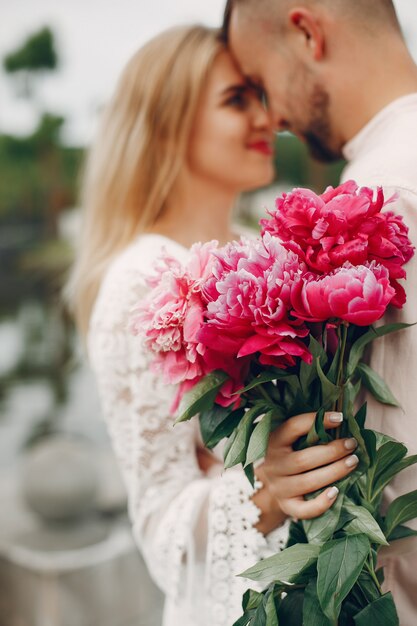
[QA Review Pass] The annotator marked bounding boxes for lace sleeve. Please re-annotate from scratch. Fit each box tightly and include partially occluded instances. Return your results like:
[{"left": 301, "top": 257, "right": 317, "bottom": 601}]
[{"left": 87, "top": 239, "right": 289, "bottom": 625}]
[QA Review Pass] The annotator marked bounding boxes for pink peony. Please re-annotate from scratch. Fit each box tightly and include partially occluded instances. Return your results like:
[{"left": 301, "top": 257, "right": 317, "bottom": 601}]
[
  {"left": 130, "top": 241, "right": 218, "bottom": 385},
  {"left": 291, "top": 262, "right": 396, "bottom": 326},
  {"left": 261, "top": 181, "right": 414, "bottom": 307},
  {"left": 130, "top": 241, "right": 250, "bottom": 409},
  {"left": 199, "top": 233, "right": 312, "bottom": 369}
]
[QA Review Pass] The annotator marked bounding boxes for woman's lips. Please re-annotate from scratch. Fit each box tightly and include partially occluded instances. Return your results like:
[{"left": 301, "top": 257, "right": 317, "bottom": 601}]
[{"left": 247, "top": 140, "right": 274, "bottom": 156}]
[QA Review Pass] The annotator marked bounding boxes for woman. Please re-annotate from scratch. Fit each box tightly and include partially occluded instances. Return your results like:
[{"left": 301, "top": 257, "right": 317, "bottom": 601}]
[{"left": 67, "top": 25, "right": 359, "bottom": 626}]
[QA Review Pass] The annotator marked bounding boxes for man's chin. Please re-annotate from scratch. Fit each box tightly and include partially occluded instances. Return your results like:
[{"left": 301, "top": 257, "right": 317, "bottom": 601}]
[{"left": 304, "top": 133, "right": 342, "bottom": 164}]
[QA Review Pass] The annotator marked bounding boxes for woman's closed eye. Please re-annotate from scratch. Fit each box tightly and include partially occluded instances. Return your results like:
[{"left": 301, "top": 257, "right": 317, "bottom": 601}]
[{"left": 224, "top": 87, "right": 251, "bottom": 110}]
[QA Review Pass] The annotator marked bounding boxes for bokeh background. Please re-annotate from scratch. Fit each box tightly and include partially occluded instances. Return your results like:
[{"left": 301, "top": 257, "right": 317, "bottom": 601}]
[{"left": 1, "top": 1, "right": 416, "bottom": 625}]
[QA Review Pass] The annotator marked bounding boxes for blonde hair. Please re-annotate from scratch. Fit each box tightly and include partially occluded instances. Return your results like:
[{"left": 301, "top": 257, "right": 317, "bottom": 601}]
[{"left": 66, "top": 25, "right": 223, "bottom": 335}]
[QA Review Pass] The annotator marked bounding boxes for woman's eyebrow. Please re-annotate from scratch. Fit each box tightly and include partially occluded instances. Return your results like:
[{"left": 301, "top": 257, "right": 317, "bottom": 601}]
[{"left": 220, "top": 83, "right": 247, "bottom": 96}]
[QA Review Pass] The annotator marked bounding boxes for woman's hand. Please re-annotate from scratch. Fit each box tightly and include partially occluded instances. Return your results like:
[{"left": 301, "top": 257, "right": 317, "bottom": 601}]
[{"left": 253, "top": 411, "right": 359, "bottom": 535}]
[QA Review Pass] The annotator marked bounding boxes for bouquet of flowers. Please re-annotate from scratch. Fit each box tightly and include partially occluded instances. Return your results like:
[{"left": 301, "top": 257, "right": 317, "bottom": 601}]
[{"left": 130, "top": 181, "right": 417, "bottom": 626}]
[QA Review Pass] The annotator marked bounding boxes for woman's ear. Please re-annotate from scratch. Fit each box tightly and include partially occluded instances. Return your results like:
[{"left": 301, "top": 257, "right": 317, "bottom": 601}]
[{"left": 288, "top": 8, "right": 325, "bottom": 61}]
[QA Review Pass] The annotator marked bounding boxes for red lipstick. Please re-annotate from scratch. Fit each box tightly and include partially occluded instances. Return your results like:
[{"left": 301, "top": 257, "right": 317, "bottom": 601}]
[{"left": 247, "top": 140, "right": 274, "bottom": 156}]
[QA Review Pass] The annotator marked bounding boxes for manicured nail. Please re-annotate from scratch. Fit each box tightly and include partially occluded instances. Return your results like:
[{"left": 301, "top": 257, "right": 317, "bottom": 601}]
[
  {"left": 327, "top": 486, "right": 339, "bottom": 500},
  {"left": 329, "top": 412, "right": 343, "bottom": 423},
  {"left": 344, "top": 438, "right": 358, "bottom": 451},
  {"left": 345, "top": 454, "right": 359, "bottom": 468}
]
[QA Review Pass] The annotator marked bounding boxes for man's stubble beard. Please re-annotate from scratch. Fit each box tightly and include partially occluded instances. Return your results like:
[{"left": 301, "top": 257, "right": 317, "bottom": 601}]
[{"left": 301, "top": 83, "right": 342, "bottom": 163}]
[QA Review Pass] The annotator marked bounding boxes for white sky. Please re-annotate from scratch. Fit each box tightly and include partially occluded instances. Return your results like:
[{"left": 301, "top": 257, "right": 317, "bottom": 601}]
[{"left": 1, "top": 0, "right": 417, "bottom": 146}]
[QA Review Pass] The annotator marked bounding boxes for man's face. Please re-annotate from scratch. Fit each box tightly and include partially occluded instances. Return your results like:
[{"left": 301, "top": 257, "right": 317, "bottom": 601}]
[{"left": 229, "top": 7, "right": 341, "bottom": 162}]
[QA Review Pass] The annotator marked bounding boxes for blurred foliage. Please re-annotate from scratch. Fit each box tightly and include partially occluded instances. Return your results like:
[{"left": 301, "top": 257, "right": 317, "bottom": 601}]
[
  {"left": 4, "top": 27, "right": 58, "bottom": 100},
  {"left": 274, "top": 132, "right": 345, "bottom": 191},
  {"left": 4, "top": 27, "right": 57, "bottom": 74},
  {"left": 0, "top": 114, "right": 83, "bottom": 225}
]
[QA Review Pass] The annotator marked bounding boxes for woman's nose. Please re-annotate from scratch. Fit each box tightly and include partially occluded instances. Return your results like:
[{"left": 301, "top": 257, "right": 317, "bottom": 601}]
[{"left": 252, "top": 100, "right": 273, "bottom": 131}]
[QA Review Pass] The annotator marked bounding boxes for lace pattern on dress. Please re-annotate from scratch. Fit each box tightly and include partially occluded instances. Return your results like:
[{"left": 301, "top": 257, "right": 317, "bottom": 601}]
[{"left": 87, "top": 236, "right": 289, "bottom": 626}]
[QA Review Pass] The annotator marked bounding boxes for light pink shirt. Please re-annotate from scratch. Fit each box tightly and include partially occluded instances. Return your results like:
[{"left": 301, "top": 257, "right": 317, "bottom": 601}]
[{"left": 342, "top": 93, "right": 417, "bottom": 626}]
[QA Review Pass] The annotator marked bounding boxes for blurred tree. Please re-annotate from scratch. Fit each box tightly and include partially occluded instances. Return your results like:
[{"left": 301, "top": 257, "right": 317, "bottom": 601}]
[{"left": 3, "top": 27, "right": 58, "bottom": 99}]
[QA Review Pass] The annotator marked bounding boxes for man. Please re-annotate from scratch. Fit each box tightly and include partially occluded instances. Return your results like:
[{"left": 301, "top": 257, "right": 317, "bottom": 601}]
[{"left": 224, "top": 1, "right": 417, "bottom": 623}]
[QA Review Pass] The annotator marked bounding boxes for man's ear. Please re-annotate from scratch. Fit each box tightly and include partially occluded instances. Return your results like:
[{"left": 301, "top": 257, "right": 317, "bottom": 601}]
[{"left": 288, "top": 8, "right": 325, "bottom": 61}]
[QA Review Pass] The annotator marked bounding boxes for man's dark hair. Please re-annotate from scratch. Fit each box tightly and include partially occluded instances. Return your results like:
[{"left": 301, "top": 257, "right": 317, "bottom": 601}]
[
  {"left": 221, "top": 0, "right": 233, "bottom": 43},
  {"left": 221, "top": 0, "right": 401, "bottom": 42}
]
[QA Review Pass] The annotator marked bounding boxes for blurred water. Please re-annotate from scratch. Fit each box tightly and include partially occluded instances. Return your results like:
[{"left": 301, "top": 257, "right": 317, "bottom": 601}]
[
  {"left": 0, "top": 300, "right": 106, "bottom": 468},
  {"left": 0, "top": 321, "right": 24, "bottom": 376}
]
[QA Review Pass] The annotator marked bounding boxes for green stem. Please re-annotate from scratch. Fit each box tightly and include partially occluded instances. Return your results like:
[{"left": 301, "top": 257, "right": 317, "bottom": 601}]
[
  {"left": 336, "top": 324, "right": 348, "bottom": 438},
  {"left": 365, "top": 558, "right": 383, "bottom": 595}
]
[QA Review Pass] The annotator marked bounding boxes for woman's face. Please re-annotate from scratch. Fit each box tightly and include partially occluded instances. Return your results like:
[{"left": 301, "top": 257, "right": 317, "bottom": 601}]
[{"left": 188, "top": 49, "right": 275, "bottom": 193}]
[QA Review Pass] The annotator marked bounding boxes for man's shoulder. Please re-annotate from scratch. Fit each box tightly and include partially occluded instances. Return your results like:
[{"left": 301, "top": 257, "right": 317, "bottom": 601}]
[{"left": 342, "top": 149, "right": 417, "bottom": 197}]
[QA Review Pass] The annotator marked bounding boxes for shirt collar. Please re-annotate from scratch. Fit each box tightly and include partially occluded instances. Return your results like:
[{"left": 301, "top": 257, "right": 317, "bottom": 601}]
[{"left": 342, "top": 92, "right": 417, "bottom": 162}]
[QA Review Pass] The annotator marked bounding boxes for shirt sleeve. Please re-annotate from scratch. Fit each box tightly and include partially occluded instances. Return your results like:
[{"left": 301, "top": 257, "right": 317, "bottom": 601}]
[{"left": 87, "top": 244, "right": 290, "bottom": 625}]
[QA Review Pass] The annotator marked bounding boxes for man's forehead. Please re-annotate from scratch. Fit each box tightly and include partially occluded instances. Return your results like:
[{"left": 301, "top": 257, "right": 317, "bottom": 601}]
[{"left": 229, "top": 10, "right": 273, "bottom": 78}]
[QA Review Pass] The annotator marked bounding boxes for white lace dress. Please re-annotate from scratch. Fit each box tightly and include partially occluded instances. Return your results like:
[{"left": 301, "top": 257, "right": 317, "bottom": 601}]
[{"left": 88, "top": 234, "right": 289, "bottom": 626}]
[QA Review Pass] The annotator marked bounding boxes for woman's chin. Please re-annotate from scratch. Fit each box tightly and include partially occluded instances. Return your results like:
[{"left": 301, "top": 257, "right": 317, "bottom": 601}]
[{"left": 241, "top": 170, "right": 275, "bottom": 192}]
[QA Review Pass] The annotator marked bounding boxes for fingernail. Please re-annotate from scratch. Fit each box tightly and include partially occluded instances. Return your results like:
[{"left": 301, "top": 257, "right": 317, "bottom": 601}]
[
  {"left": 327, "top": 486, "right": 339, "bottom": 500},
  {"left": 345, "top": 454, "right": 359, "bottom": 468},
  {"left": 329, "top": 412, "right": 343, "bottom": 423},
  {"left": 344, "top": 438, "right": 358, "bottom": 451}
]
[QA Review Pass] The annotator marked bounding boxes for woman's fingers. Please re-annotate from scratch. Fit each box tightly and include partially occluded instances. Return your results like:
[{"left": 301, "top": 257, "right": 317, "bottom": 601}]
[
  {"left": 270, "top": 411, "right": 344, "bottom": 449},
  {"left": 281, "top": 487, "right": 340, "bottom": 520},
  {"left": 278, "top": 437, "right": 358, "bottom": 476},
  {"left": 270, "top": 453, "right": 359, "bottom": 500}
]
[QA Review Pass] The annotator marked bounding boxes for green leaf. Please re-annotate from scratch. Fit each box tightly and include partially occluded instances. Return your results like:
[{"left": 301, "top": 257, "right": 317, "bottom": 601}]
[
  {"left": 355, "top": 403, "right": 367, "bottom": 429},
  {"left": 317, "top": 534, "right": 370, "bottom": 621},
  {"left": 303, "top": 579, "right": 333, "bottom": 626},
  {"left": 326, "top": 343, "right": 341, "bottom": 385},
  {"left": 243, "top": 589, "right": 263, "bottom": 611},
  {"left": 343, "top": 501, "right": 388, "bottom": 545},
  {"left": 335, "top": 509, "right": 356, "bottom": 533},
  {"left": 286, "top": 519, "right": 308, "bottom": 547},
  {"left": 277, "top": 590, "right": 304, "bottom": 625},
  {"left": 176, "top": 370, "right": 229, "bottom": 422},
  {"left": 303, "top": 482, "right": 346, "bottom": 544},
  {"left": 300, "top": 336, "right": 326, "bottom": 397},
  {"left": 224, "top": 404, "right": 265, "bottom": 469},
  {"left": 245, "top": 411, "right": 273, "bottom": 466},
  {"left": 305, "top": 407, "right": 332, "bottom": 447},
  {"left": 357, "top": 363, "right": 400, "bottom": 407},
  {"left": 250, "top": 599, "right": 267, "bottom": 626},
  {"left": 264, "top": 589, "right": 279, "bottom": 626},
  {"left": 240, "top": 543, "right": 320, "bottom": 585},
  {"left": 236, "top": 369, "right": 294, "bottom": 394},
  {"left": 233, "top": 612, "right": 253, "bottom": 626},
  {"left": 343, "top": 379, "right": 362, "bottom": 417},
  {"left": 354, "top": 593, "right": 399, "bottom": 626},
  {"left": 368, "top": 439, "right": 407, "bottom": 497},
  {"left": 199, "top": 406, "right": 244, "bottom": 449},
  {"left": 361, "top": 429, "right": 377, "bottom": 466},
  {"left": 347, "top": 413, "right": 370, "bottom": 472},
  {"left": 373, "top": 454, "right": 417, "bottom": 498},
  {"left": 317, "top": 358, "right": 341, "bottom": 408},
  {"left": 384, "top": 489, "right": 417, "bottom": 537},
  {"left": 244, "top": 463, "right": 255, "bottom": 488},
  {"left": 356, "top": 571, "right": 381, "bottom": 604},
  {"left": 347, "top": 322, "right": 414, "bottom": 378},
  {"left": 299, "top": 408, "right": 332, "bottom": 449},
  {"left": 387, "top": 524, "right": 417, "bottom": 542}
]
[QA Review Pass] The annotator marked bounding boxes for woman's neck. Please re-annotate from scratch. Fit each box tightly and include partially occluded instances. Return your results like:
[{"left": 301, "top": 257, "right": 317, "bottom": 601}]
[{"left": 149, "top": 176, "right": 238, "bottom": 248}]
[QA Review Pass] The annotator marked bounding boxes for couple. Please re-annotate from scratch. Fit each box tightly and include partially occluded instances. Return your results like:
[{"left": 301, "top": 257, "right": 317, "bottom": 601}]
[{"left": 68, "top": 1, "right": 417, "bottom": 625}]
